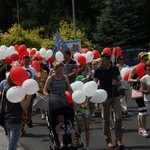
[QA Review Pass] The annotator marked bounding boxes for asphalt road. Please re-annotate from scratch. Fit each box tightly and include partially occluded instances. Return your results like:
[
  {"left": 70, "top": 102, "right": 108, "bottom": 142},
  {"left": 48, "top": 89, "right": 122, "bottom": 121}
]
[{"left": 19, "top": 99, "right": 150, "bottom": 150}]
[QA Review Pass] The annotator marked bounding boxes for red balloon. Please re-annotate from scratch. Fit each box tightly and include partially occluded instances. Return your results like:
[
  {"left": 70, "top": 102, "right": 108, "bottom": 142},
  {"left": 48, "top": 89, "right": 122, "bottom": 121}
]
[
  {"left": 10, "top": 66, "right": 29, "bottom": 86},
  {"left": 124, "top": 71, "right": 130, "bottom": 81},
  {"left": 31, "top": 60, "right": 41, "bottom": 73},
  {"left": 24, "top": 51, "right": 29, "bottom": 56},
  {"left": 112, "top": 47, "right": 122, "bottom": 56},
  {"left": 93, "top": 50, "right": 100, "bottom": 59},
  {"left": 11, "top": 54, "right": 19, "bottom": 61},
  {"left": 77, "top": 55, "right": 87, "bottom": 65},
  {"left": 65, "top": 91, "right": 73, "bottom": 104},
  {"left": 81, "top": 48, "right": 89, "bottom": 53},
  {"left": 14, "top": 45, "right": 19, "bottom": 51},
  {"left": 5, "top": 56, "right": 12, "bottom": 64},
  {"left": 36, "top": 53, "right": 44, "bottom": 61},
  {"left": 48, "top": 56, "right": 55, "bottom": 63},
  {"left": 18, "top": 44, "right": 27, "bottom": 55},
  {"left": 30, "top": 49, "right": 36, "bottom": 56},
  {"left": 102, "top": 47, "right": 112, "bottom": 55},
  {"left": 135, "top": 63, "right": 146, "bottom": 77}
]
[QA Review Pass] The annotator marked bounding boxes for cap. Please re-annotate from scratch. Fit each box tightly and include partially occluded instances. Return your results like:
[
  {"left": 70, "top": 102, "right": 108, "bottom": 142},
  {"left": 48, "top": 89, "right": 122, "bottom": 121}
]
[
  {"left": 138, "top": 52, "right": 148, "bottom": 60},
  {"left": 75, "top": 75, "right": 86, "bottom": 81}
]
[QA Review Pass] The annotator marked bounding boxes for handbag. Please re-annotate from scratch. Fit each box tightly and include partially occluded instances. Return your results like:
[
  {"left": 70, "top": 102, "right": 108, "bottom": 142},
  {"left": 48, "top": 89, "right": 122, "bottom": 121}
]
[{"left": 131, "top": 89, "right": 143, "bottom": 99}]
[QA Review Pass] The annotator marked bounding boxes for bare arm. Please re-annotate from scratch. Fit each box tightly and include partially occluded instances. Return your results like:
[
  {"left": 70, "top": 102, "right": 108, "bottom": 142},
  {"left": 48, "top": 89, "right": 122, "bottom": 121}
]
[
  {"left": 43, "top": 76, "right": 52, "bottom": 95},
  {"left": 141, "top": 81, "right": 150, "bottom": 94},
  {"left": 20, "top": 95, "right": 32, "bottom": 111},
  {"left": 128, "top": 67, "right": 140, "bottom": 84},
  {"left": 64, "top": 75, "right": 73, "bottom": 94}
]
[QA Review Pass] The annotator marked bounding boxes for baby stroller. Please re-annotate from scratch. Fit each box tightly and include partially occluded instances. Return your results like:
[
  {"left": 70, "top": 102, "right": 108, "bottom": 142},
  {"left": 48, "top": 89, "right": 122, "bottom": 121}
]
[{"left": 45, "top": 105, "right": 84, "bottom": 150}]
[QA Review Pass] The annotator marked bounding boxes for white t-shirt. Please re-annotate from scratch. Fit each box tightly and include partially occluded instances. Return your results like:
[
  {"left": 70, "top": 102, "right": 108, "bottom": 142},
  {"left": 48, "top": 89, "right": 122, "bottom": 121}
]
[
  {"left": 140, "top": 74, "right": 150, "bottom": 102},
  {"left": 22, "top": 66, "right": 37, "bottom": 79}
]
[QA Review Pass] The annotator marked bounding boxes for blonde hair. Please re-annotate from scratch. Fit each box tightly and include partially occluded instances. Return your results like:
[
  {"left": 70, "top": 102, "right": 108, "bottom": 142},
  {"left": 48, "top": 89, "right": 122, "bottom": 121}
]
[{"left": 53, "top": 61, "right": 64, "bottom": 70}]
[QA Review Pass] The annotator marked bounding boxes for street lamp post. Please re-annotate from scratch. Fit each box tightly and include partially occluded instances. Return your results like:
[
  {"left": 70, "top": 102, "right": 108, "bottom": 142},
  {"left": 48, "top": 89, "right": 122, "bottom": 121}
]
[
  {"left": 16, "top": 0, "right": 20, "bottom": 24},
  {"left": 72, "top": 0, "right": 76, "bottom": 39}
]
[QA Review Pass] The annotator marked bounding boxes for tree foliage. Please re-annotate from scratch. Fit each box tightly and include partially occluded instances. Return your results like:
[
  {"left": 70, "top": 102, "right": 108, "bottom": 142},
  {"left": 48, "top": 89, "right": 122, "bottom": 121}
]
[
  {"left": 94, "top": 0, "right": 147, "bottom": 49},
  {"left": 0, "top": 0, "right": 150, "bottom": 49}
]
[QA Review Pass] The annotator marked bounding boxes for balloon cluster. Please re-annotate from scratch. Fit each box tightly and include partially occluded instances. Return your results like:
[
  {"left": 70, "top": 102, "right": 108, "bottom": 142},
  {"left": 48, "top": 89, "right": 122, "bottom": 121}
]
[
  {"left": 6, "top": 66, "right": 39, "bottom": 103},
  {"left": 66, "top": 80, "right": 108, "bottom": 104},
  {"left": 72, "top": 48, "right": 100, "bottom": 65}
]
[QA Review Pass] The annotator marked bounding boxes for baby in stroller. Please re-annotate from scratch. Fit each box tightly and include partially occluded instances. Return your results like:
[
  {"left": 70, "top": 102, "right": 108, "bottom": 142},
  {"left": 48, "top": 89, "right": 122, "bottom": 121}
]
[
  {"left": 48, "top": 106, "right": 82, "bottom": 150},
  {"left": 55, "top": 114, "right": 78, "bottom": 148}
]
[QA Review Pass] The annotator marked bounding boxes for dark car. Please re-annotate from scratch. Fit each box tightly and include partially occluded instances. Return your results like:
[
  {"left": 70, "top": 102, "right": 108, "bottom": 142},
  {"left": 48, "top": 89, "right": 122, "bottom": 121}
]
[{"left": 122, "top": 48, "right": 149, "bottom": 66}]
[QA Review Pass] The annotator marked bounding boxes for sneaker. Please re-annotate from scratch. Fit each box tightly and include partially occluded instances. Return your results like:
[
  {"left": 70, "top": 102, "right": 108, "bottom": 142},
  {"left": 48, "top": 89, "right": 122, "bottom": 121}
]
[
  {"left": 59, "top": 143, "right": 64, "bottom": 149},
  {"left": 91, "top": 113, "right": 95, "bottom": 117},
  {"left": 142, "top": 130, "right": 149, "bottom": 138},
  {"left": 41, "top": 114, "right": 46, "bottom": 120},
  {"left": 72, "top": 141, "right": 78, "bottom": 147},
  {"left": 86, "top": 146, "right": 90, "bottom": 150}
]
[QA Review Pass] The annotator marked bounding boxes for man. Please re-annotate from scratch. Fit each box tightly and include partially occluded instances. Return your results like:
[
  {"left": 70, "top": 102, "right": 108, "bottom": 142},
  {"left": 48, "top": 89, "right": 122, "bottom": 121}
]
[
  {"left": 116, "top": 54, "right": 131, "bottom": 116},
  {"left": 94, "top": 53, "right": 124, "bottom": 149},
  {"left": 22, "top": 56, "right": 38, "bottom": 127},
  {"left": 63, "top": 50, "right": 78, "bottom": 84}
]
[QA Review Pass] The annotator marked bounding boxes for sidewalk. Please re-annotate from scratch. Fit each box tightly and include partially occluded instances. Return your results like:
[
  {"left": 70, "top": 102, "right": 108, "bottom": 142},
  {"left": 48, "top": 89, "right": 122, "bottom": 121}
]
[{"left": 0, "top": 126, "right": 24, "bottom": 150}]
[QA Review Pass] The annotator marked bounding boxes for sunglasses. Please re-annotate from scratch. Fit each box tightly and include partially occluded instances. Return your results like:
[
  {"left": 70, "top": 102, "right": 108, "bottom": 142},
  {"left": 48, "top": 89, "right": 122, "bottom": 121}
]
[{"left": 119, "top": 58, "right": 124, "bottom": 60}]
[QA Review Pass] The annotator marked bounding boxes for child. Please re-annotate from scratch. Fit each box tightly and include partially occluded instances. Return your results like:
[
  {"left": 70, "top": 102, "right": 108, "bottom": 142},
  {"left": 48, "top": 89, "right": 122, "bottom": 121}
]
[
  {"left": 55, "top": 114, "right": 77, "bottom": 148},
  {"left": 75, "top": 98, "right": 91, "bottom": 150}
]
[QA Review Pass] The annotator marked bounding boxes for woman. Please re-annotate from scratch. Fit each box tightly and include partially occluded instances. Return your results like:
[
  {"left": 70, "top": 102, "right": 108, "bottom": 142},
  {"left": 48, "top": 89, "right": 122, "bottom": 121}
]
[
  {"left": 3, "top": 76, "right": 32, "bottom": 150},
  {"left": 128, "top": 52, "right": 148, "bottom": 137},
  {"left": 140, "top": 62, "right": 150, "bottom": 137},
  {"left": 37, "top": 62, "right": 48, "bottom": 119},
  {"left": 43, "top": 61, "right": 72, "bottom": 110}
]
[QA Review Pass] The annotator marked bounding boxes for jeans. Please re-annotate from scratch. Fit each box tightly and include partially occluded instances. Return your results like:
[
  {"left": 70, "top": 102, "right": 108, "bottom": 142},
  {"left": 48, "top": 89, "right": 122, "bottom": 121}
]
[
  {"left": 5, "top": 123, "right": 22, "bottom": 150},
  {"left": 101, "top": 96, "right": 122, "bottom": 142}
]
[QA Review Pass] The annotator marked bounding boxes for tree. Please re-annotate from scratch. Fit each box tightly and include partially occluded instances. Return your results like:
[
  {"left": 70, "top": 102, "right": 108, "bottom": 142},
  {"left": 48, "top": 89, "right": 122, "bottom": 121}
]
[{"left": 94, "top": 0, "right": 147, "bottom": 49}]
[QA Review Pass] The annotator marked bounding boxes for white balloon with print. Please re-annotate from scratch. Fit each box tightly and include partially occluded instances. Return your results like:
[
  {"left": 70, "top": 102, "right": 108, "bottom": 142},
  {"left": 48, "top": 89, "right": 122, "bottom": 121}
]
[
  {"left": 6, "top": 86, "right": 26, "bottom": 103},
  {"left": 70, "top": 81, "right": 84, "bottom": 91},
  {"left": 22, "top": 79, "right": 39, "bottom": 95},
  {"left": 72, "top": 90, "right": 86, "bottom": 104},
  {"left": 83, "top": 81, "right": 97, "bottom": 97},
  {"left": 90, "top": 89, "right": 108, "bottom": 103}
]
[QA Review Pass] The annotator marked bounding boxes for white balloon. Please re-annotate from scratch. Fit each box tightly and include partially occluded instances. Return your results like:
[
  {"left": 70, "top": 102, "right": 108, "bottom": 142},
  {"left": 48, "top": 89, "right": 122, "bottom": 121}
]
[
  {"left": 55, "top": 51, "right": 64, "bottom": 61},
  {"left": 72, "top": 90, "right": 86, "bottom": 104},
  {"left": 0, "top": 45, "right": 7, "bottom": 60},
  {"left": 39, "top": 48, "right": 47, "bottom": 58},
  {"left": 90, "top": 89, "right": 108, "bottom": 103},
  {"left": 46, "top": 49, "right": 53, "bottom": 58},
  {"left": 83, "top": 81, "right": 97, "bottom": 97},
  {"left": 73, "top": 53, "right": 80, "bottom": 61},
  {"left": 85, "top": 51, "right": 94, "bottom": 63},
  {"left": 120, "top": 67, "right": 131, "bottom": 79},
  {"left": 70, "top": 81, "right": 84, "bottom": 91},
  {"left": 6, "top": 86, "right": 26, "bottom": 103},
  {"left": 7, "top": 46, "right": 16, "bottom": 56},
  {"left": 22, "top": 79, "right": 39, "bottom": 95}
]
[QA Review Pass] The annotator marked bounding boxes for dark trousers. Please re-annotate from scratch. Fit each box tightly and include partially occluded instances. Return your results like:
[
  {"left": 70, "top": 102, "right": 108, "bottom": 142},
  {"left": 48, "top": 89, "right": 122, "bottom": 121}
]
[{"left": 27, "top": 94, "right": 36, "bottom": 122}]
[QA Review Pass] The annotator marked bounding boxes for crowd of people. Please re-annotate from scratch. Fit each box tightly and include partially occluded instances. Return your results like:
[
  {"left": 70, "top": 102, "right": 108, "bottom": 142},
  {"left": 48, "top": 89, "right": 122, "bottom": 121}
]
[{"left": 0, "top": 49, "right": 150, "bottom": 150}]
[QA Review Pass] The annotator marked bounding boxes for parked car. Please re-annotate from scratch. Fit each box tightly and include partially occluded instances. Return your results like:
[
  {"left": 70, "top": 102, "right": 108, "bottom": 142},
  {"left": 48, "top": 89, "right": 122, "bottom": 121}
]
[{"left": 122, "top": 48, "right": 149, "bottom": 66}]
